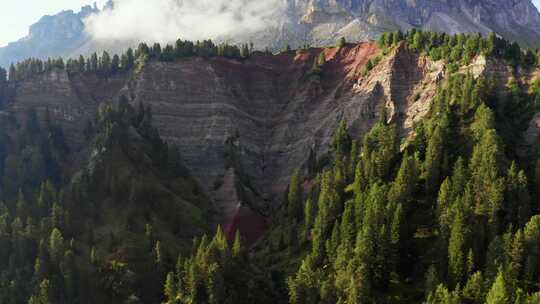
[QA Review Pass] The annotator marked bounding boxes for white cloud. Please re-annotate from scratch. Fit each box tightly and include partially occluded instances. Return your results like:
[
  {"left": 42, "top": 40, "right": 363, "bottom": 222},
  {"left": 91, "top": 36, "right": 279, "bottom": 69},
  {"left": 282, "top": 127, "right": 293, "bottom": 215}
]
[{"left": 83, "top": 0, "right": 287, "bottom": 44}]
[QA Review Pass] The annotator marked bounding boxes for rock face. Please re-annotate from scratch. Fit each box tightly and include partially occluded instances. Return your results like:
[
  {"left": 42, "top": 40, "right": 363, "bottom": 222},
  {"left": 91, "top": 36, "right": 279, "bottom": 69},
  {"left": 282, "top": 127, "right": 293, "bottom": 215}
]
[
  {"left": 3, "top": 43, "right": 451, "bottom": 218},
  {"left": 2, "top": 0, "right": 540, "bottom": 67},
  {"left": 267, "top": 0, "right": 540, "bottom": 48},
  {"left": 0, "top": 5, "right": 99, "bottom": 68}
]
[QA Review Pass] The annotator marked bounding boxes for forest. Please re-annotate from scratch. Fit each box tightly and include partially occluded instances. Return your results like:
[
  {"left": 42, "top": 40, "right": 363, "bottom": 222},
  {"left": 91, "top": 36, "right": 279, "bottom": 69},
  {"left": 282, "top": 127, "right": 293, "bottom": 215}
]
[{"left": 0, "top": 30, "right": 540, "bottom": 303}]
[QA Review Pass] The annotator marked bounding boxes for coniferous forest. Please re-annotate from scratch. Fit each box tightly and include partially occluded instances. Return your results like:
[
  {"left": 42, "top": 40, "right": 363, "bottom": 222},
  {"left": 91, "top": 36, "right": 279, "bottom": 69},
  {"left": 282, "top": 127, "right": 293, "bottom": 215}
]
[{"left": 1, "top": 30, "right": 540, "bottom": 303}]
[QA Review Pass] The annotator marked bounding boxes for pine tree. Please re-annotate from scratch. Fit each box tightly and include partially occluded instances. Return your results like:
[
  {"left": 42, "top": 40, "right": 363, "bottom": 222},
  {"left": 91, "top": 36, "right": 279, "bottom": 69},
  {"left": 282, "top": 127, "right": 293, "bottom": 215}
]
[
  {"left": 49, "top": 228, "right": 64, "bottom": 262},
  {"left": 111, "top": 54, "right": 120, "bottom": 74},
  {"left": 463, "top": 271, "right": 485, "bottom": 303},
  {"left": 232, "top": 230, "right": 242, "bottom": 258},
  {"left": 471, "top": 104, "right": 495, "bottom": 142},
  {"left": 125, "top": 48, "right": 135, "bottom": 70},
  {"left": 50, "top": 202, "right": 63, "bottom": 229},
  {"left": 288, "top": 168, "right": 302, "bottom": 219},
  {"left": 101, "top": 51, "right": 111, "bottom": 73},
  {"left": 337, "top": 37, "right": 346, "bottom": 48},
  {"left": 240, "top": 44, "right": 250, "bottom": 59},
  {"left": 340, "top": 201, "right": 356, "bottom": 246},
  {"left": 508, "top": 230, "right": 525, "bottom": 286},
  {"left": 164, "top": 272, "right": 177, "bottom": 304},
  {"left": 155, "top": 240, "right": 164, "bottom": 266},
  {"left": 426, "top": 284, "right": 461, "bottom": 304},
  {"left": 78, "top": 55, "right": 86, "bottom": 72},
  {"left": 425, "top": 126, "right": 445, "bottom": 193},
  {"left": 9, "top": 64, "right": 17, "bottom": 81},
  {"left": 388, "top": 154, "right": 418, "bottom": 206},
  {"left": 378, "top": 32, "right": 389, "bottom": 48},
  {"left": 470, "top": 131, "right": 504, "bottom": 235},
  {"left": 332, "top": 119, "right": 351, "bottom": 157},
  {"left": 485, "top": 269, "right": 509, "bottom": 304},
  {"left": 448, "top": 211, "right": 466, "bottom": 286},
  {"left": 505, "top": 162, "right": 531, "bottom": 226},
  {"left": 437, "top": 178, "right": 453, "bottom": 231},
  {"left": 90, "top": 246, "right": 98, "bottom": 265},
  {"left": 90, "top": 53, "right": 98, "bottom": 72},
  {"left": 303, "top": 198, "right": 314, "bottom": 238},
  {"left": 28, "top": 279, "right": 51, "bottom": 304}
]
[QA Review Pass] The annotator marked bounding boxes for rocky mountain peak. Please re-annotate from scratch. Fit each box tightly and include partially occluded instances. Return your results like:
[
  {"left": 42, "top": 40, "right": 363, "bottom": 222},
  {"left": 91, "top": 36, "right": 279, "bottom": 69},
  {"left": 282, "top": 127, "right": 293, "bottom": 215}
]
[{"left": 280, "top": 0, "right": 540, "bottom": 47}]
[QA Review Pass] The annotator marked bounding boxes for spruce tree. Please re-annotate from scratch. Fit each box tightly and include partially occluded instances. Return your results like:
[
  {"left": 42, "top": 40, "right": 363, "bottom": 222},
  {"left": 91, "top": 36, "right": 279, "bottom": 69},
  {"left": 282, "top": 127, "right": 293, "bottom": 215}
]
[
  {"left": 287, "top": 168, "right": 302, "bottom": 219},
  {"left": 49, "top": 228, "right": 64, "bottom": 262},
  {"left": 485, "top": 270, "right": 509, "bottom": 304},
  {"left": 425, "top": 126, "right": 445, "bottom": 193},
  {"left": 164, "top": 272, "right": 177, "bottom": 304},
  {"left": 232, "top": 230, "right": 242, "bottom": 258},
  {"left": 448, "top": 211, "right": 466, "bottom": 286}
]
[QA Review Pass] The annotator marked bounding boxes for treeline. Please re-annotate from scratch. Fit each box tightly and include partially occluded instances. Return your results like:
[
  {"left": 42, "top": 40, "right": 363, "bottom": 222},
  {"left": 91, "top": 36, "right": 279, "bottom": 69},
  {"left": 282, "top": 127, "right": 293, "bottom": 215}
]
[
  {"left": 5, "top": 39, "right": 254, "bottom": 82},
  {"left": 6, "top": 30, "right": 540, "bottom": 83},
  {"left": 378, "top": 29, "right": 538, "bottom": 68}
]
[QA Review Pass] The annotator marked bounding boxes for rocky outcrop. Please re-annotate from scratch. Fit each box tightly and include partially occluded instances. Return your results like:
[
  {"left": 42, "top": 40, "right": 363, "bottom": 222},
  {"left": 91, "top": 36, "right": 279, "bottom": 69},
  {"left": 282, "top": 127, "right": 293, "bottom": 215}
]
[
  {"left": 0, "top": 4, "right": 99, "bottom": 67},
  {"left": 270, "top": 0, "right": 540, "bottom": 48}
]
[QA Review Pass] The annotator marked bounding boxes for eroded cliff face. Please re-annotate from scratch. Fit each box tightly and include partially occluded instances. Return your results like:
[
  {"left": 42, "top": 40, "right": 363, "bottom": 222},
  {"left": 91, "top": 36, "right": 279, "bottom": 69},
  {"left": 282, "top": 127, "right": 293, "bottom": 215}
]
[{"left": 3, "top": 42, "right": 482, "bottom": 229}]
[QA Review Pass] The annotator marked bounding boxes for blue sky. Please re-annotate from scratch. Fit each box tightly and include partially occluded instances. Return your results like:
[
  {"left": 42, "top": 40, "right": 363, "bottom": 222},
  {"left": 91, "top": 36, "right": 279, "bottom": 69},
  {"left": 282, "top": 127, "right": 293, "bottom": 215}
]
[
  {"left": 0, "top": 1, "right": 107, "bottom": 47},
  {"left": 1, "top": 0, "right": 540, "bottom": 47}
]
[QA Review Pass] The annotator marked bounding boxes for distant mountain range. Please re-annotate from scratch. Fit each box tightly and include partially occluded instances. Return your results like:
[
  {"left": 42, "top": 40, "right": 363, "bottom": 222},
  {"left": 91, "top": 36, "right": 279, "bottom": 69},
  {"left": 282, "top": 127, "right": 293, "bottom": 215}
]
[
  {"left": 2, "top": 0, "right": 540, "bottom": 67},
  {"left": 0, "top": 4, "right": 97, "bottom": 68}
]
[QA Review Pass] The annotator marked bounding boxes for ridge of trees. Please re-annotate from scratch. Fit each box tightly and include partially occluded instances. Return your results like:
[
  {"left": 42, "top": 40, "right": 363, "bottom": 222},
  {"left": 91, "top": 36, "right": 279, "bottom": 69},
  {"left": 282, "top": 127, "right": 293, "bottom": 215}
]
[
  {"left": 5, "top": 29, "right": 540, "bottom": 84},
  {"left": 378, "top": 29, "right": 538, "bottom": 68},
  {"left": 4, "top": 40, "right": 254, "bottom": 82}
]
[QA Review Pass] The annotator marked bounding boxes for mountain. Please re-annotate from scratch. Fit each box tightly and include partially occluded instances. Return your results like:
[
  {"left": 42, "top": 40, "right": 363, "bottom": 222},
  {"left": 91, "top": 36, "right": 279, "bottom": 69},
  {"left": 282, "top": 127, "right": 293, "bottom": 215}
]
[
  {"left": 264, "top": 0, "right": 540, "bottom": 48},
  {"left": 2, "top": 0, "right": 540, "bottom": 68},
  {"left": 0, "top": 4, "right": 98, "bottom": 68}
]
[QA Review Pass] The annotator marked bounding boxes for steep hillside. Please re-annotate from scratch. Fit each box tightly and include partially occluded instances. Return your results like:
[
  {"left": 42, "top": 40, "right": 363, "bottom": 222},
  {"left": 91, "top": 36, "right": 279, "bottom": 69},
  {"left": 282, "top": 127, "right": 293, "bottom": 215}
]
[
  {"left": 4, "top": 34, "right": 540, "bottom": 230},
  {"left": 1, "top": 41, "right": 455, "bottom": 226}
]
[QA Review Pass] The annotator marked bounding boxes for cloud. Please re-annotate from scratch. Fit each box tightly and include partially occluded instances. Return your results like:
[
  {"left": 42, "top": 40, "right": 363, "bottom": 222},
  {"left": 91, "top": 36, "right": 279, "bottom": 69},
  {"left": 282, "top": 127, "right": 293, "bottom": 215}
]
[{"left": 83, "top": 0, "right": 287, "bottom": 44}]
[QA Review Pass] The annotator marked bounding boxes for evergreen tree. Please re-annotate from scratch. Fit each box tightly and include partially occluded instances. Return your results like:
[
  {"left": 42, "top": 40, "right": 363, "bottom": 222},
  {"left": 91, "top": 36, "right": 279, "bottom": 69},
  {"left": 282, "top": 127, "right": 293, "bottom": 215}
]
[
  {"left": 111, "top": 54, "right": 120, "bottom": 74},
  {"left": 425, "top": 126, "right": 445, "bottom": 193},
  {"left": 448, "top": 210, "right": 467, "bottom": 286},
  {"left": 337, "top": 37, "right": 346, "bottom": 48},
  {"left": 164, "top": 272, "right": 177, "bottom": 304},
  {"left": 287, "top": 169, "right": 302, "bottom": 219},
  {"left": 101, "top": 51, "right": 111, "bottom": 73},
  {"left": 485, "top": 270, "right": 509, "bottom": 304},
  {"left": 232, "top": 230, "right": 242, "bottom": 258},
  {"left": 49, "top": 228, "right": 64, "bottom": 262}
]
